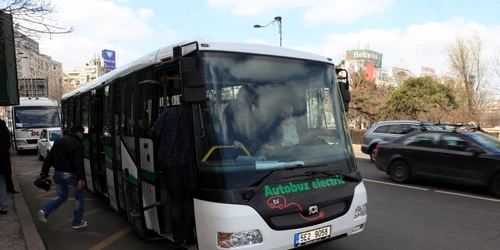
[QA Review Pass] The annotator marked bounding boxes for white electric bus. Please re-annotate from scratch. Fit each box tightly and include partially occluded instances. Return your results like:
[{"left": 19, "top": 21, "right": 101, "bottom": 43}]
[
  {"left": 60, "top": 41, "right": 367, "bottom": 249},
  {"left": 9, "top": 97, "right": 61, "bottom": 153}
]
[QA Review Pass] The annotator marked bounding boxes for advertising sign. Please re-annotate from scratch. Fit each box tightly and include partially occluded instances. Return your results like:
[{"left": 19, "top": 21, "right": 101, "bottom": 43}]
[
  {"left": 102, "top": 49, "right": 116, "bottom": 69},
  {"left": 0, "top": 11, "right": 20, "bottom": 106},
  {"left": 421, "top": 66, "right": 436, "bottom": 74},
  {"left": 346, "top": 50, "right": 383, "bottom": 68}
]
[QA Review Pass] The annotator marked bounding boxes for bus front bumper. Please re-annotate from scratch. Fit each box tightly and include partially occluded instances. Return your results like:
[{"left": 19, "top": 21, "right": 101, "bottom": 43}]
[{"left": 194, "top": 182, "right": 368, "bottom": 250}]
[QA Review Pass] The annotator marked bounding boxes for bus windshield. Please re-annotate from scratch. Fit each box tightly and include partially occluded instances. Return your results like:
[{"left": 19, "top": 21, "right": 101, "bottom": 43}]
[
  {"left": 193, "top": 51, "right": 356, "bottom": 190},
  {"left": 14, "top": 106, "right": 61, "bottom": 129}
]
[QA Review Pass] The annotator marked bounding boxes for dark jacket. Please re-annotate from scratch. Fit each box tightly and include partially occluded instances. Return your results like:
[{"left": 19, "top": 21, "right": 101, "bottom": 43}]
[
  {"left": 222, "top": 100, "right": 262, "bottom": 154},
  {"left": 0, "top": 119, "right": 12, "bottom": 175},
  {"left": 151, "top": 106, "right": 190, "bottom": 169},
  {"left": 41, "top": 134, "right": 85, "bottom": 180}
]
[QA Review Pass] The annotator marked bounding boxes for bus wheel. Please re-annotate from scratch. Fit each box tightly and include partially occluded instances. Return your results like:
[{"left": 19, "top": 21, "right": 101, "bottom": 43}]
[
  {"left": 389, "top": 160, "right": 411, "bottom": 183},
  {"left": 489, "top": 173, "right": 500, "bottom": 198}
]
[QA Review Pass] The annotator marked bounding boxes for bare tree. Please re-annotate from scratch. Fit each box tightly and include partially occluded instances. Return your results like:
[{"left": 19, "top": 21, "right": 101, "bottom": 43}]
[
  {"left": 1, "top": 0, "right": 73, "bottom": 40},
  {"left": 446, "top": 31, "right": 491, "bottom": 124},
  {"left": 493, "top": 49, "right": 500, "bottom": 78}
]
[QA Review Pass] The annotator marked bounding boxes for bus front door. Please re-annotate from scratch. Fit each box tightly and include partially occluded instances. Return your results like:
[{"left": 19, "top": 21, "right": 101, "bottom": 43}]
[
  {"left": 90, "top": 89, "right": 108, "bottom": 196},
  {"left": 133, "top": 74, "right": 165, "bottom": 240}
]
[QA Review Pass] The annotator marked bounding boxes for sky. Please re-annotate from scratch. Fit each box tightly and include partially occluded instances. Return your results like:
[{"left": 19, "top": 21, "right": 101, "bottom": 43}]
[{"left": 28, "top": 0, "right": 500, "bottom": 91}]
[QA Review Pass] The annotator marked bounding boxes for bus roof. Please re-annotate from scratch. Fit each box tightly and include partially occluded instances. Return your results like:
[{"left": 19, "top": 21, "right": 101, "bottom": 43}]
[
  {"left": 13, "top": 97, "right": 59, "bottom": 107},
  {"left": 62, "top": 41, "right": 335, "bottom": 101}
]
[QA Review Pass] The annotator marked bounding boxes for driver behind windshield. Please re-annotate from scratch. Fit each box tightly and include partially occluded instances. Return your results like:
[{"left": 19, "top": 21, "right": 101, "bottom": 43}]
[{"left": 261, "top": 101, "right": 301, "bottom": 152}]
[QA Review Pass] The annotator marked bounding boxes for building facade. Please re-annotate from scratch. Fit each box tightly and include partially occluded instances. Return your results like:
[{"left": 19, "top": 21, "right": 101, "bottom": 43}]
[
  {"left": 15, "top": 30, "right": 64, "bottom": 100},
  {"left": 63, "top": 55, "right": 112, "bottom": 87}
]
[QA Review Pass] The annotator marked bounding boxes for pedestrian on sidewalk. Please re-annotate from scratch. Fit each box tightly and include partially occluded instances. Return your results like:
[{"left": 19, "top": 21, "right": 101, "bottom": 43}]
[
  {"left": 0, "top": 119, "right": 12, "bottom": 215},
  {"left": 5, "top": 172, "right": 19, "bottom": 194},
  {"left": 37, "top": 125, "right": 89, "bottom": 229}
]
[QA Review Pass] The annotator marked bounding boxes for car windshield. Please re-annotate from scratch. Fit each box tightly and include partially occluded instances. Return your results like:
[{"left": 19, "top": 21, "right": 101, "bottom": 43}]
[
  {"left": 14, "top": 106, "right": 60, "bottom": 129},
  {"left": 192, "top": 51, "right": 356, "bottom": 190},
  {"left": 468, "top": 133, "right": 500, "bottom": 152},
  {"left": 49, "top": 130, "right": 62, "bottom": 141}
]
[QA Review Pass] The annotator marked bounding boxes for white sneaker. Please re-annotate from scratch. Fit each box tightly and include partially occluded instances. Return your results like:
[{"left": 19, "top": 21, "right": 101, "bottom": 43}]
[{"left": 38, "top": 210, "right": 47, "bottom": 223}]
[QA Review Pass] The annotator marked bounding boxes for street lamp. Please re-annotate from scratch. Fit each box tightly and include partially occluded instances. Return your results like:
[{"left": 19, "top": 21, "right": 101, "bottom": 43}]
[{"left": 254, "top": 16, "right": 282, "bottom": 47}]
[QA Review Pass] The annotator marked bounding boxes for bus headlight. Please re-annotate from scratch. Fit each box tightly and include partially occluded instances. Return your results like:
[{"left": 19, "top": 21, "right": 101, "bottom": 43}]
[
  {"left": 16, "top": 140, "right": 27, "bottom": 145},
  {"left": 354, "top": 204, "right": 367, "bottom": 219},
  {"left": 218, "top": 229, "right": 263, "bottom": 248}
]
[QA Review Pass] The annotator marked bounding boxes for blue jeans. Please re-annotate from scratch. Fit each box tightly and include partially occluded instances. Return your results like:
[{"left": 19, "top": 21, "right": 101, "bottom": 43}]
[
  {"left": 124, "top": 181, "right": 140, "bottom": 211},
  {"left": 42, "top": 171, "right": 84, "bottom": 226}
]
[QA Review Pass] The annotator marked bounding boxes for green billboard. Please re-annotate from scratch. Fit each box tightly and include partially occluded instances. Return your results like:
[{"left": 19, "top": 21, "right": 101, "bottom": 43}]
[
  {"left": 346, "top": 49, "right": 383, "bottom": 68},
  {"left": 0, "top": 11, "right": 20, "bottom": 106}
]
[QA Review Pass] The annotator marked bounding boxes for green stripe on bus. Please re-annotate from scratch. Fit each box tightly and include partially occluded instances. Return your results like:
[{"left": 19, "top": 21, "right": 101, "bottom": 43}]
[
  {"left": 141, "top": 169, "right": 155, "bottom": 182},
  {"left": 122, "top": 172, "right": 138, "bottom": 185},
  {"left": 121, "top": 169, "right": 155, "bottom": 185}
]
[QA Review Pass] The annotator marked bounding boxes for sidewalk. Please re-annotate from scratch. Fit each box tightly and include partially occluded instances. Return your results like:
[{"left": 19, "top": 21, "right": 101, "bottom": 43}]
[{"left": 0, "top": 161, "right": 46, "bottom": 250}]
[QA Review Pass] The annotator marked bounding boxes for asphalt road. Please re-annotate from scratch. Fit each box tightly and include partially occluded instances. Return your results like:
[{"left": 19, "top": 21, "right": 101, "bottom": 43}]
[{"left": 12, "top": 151, "right": 500, "bottom": 250}]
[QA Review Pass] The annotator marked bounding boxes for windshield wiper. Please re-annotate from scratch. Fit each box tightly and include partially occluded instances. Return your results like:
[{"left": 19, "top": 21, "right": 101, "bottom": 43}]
[
  {"left": 279, "top": 169, "right": 361, "bottom": 182},
  {"left": 242, "top": 164, "right": 303, "bottom": 201}
]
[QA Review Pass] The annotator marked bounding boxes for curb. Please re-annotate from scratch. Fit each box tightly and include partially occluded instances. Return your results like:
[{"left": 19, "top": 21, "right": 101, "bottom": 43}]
[{"left": 11, "top": 170, "right": 46, "bottom": 250}]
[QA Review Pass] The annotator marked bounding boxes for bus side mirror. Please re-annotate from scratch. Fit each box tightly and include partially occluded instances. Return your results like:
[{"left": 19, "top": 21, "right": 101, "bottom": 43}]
[
  {"left": 336, "top": 68, "right": 350, "bottom": 112},
  {"left": 180, "top": 57, "right": 207, "bottom": 103}
]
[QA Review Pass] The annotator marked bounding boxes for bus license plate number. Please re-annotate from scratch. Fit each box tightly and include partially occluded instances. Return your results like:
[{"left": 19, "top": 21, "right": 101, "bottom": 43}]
[{"left": 294, "top": 226, "right": 331, "bottom": 247}]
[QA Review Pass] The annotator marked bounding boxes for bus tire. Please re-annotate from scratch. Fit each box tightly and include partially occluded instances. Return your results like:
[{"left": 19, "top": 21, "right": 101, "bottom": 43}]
[
  {"left": 389, "top": 160, "right": 411, "bottom": 183},
  {"left": 489, "top": 173, "right": 500, "bottom": 198}
]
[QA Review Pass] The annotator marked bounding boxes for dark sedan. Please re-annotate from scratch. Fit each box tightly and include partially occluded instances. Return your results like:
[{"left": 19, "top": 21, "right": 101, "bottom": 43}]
[{"left": 374, "top": 130, "right": 500, "bottom": 197}]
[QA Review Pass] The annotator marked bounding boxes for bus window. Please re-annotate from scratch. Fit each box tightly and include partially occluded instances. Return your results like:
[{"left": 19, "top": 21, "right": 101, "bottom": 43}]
[
  {"left": 81, "top": 93, "right": 90, "bottom": 159},
  {"left": 121, "top": 77, "right": 136, "bottom": 161}
]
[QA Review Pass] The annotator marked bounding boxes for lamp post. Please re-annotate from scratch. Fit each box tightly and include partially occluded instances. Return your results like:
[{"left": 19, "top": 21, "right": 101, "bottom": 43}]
[{"left": 254, "top": 16, "right": 282, "bottom": 47}]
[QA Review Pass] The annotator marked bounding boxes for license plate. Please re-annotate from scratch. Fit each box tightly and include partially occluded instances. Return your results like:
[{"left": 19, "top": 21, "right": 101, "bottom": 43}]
[{"left": 294, "top": 226, "right": 331, "bottom": 247}]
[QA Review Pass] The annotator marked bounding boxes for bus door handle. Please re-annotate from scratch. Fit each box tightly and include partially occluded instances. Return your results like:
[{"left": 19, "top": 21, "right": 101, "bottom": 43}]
[{"left": 196, "top": 105, "right": 205, "bottom": 138}]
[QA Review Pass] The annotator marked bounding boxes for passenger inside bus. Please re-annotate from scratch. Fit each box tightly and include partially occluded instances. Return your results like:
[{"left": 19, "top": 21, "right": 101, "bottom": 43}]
[
  {"left": 151, "top": 105, "right": 195, "bottom": 248},
  {"left": 221, "top": 85, "right": 261, "bottom": 155}
]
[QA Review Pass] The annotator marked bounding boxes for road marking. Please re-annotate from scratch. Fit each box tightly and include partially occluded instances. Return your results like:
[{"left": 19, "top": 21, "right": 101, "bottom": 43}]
[
  {"left": 19, "top": 169, "right": 43, "bottom": 175},
  {"left": 356, "top": 155, "right": 370, "bottom": 159},
  {"left": 88, "top": 226, "right": 132, "bottom": 250},
  {"left": 52, "top": 208, "right": 105, "bottom": 229},
  {"left": 363, "top": 179, "right": 500, "bottom": 203},
  {"left": 435, "top": 190, "right": 500, "bottom": 203},
  {"left": 38, "top": 197, "right": 99, "bottom": 201},
  {"left": 363, "top": 179, "right": 429, "bottom": 191},
  {"left": 37, "top": 190, "right": 57, "bottom": 197}
]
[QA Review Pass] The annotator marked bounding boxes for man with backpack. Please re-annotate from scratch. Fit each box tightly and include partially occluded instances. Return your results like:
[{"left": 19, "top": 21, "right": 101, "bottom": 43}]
[{"left": 37, "top": 125, "right": 89, "bottom": 229}]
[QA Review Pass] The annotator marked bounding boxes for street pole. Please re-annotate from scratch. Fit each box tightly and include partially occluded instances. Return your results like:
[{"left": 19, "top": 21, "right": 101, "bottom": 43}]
[{"left": 254, "top": 16, "right": 282, "bottom": 47}]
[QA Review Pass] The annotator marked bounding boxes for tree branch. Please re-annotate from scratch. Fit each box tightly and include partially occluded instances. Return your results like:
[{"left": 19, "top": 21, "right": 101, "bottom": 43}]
[{"left": 1, "top": 0, "right": 74, "bottom": 39}]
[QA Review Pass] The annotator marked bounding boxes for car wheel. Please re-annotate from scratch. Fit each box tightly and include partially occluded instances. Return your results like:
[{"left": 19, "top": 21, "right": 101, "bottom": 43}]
[
  {"left": 389, "top": 160, "right": 411, "bottom": 183},
  {"left": 38, "top": 149, "right": 44, "bottom": 161},
  {"left": 489, "top": 173, "right": 500, "bottom": 198},
  {"left": 369, "top": 145, "right": 377, "bottom": 163}
]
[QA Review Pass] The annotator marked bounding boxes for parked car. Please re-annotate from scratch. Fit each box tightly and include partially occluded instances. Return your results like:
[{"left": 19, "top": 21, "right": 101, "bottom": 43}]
[
  {"left": 361, "top": 120, "right": 448, "bottom": 162},
  {"left": 37, "top": 128, "right": 62, "bottom": 160},
  {"left": 374, "top": 130, "right": 500, "bottom": 197}
]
